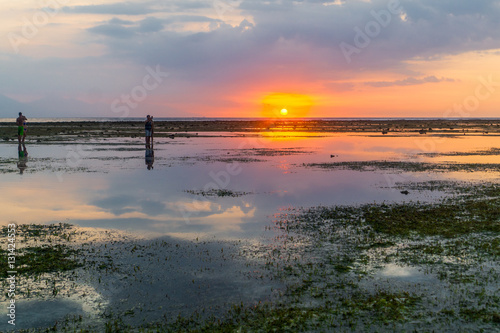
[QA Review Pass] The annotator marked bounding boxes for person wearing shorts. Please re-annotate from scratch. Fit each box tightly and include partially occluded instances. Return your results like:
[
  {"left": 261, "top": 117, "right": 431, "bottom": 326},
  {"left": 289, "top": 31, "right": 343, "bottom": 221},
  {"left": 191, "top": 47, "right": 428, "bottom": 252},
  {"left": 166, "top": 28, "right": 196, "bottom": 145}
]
[
  {"left": 16, "top": 112, "right": 27, "bottom": 143},
  {"left": 145, "top": 115, "right": 154, "bottom": 145}
]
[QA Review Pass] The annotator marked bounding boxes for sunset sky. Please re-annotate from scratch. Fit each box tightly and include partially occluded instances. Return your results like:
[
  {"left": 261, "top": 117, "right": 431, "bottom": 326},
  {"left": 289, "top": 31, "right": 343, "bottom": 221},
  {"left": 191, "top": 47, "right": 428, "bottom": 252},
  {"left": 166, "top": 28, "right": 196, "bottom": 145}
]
[{"left": 1, "top": 0, "right": 500, "bottom": 118}]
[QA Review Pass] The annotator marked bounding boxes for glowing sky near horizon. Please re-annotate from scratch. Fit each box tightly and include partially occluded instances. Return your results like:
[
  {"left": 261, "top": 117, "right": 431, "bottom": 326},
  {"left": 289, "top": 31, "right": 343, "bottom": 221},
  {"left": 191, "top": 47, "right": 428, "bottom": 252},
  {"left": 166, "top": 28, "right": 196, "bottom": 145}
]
[{"left": 1, "top": 0, "right": 500, "bottom": 118}]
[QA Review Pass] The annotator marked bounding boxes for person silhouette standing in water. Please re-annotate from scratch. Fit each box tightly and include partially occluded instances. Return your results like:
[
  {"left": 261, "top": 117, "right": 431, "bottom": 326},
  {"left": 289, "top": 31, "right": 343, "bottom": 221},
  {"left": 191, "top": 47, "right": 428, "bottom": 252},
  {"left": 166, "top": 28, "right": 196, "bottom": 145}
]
[
  {"left": 145, "top": 115, "right": 154, "bottom": 145},
  {"left": 16, "top": 112, "right": 28, "bottom": 143}
]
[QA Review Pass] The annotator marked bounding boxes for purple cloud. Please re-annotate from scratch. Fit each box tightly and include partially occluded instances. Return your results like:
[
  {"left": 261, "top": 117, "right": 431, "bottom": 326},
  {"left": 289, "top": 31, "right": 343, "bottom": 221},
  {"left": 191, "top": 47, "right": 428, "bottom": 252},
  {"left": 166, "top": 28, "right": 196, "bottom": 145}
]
[{"left": 365, "top": 76, "right": 456, "bottom": 87}]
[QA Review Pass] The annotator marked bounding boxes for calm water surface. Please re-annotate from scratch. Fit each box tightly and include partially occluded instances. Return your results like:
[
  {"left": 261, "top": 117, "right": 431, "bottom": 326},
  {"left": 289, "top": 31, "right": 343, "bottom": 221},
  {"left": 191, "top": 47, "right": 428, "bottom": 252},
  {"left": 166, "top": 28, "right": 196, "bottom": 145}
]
[{"left": 1, "top": 133, "right": 499, "bottom": 239}]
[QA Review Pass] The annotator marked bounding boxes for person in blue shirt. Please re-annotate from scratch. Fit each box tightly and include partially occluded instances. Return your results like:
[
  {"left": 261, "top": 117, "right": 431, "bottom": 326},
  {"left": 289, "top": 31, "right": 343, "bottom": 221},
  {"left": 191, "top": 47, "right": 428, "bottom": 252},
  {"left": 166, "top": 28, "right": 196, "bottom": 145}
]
[{"left": 145, "top": 115, "right": 154, "bottom": 145}]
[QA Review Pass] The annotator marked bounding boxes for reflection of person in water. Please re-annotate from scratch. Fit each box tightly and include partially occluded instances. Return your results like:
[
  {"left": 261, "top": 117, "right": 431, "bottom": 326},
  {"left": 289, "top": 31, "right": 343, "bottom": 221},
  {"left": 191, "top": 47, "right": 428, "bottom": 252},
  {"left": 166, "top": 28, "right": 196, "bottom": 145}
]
[
  {"left": 145, "top": 144, "right": 154, "bottom": 170},
  {"left": 17, "top": 143, "right": 28, "bottom": 174}
]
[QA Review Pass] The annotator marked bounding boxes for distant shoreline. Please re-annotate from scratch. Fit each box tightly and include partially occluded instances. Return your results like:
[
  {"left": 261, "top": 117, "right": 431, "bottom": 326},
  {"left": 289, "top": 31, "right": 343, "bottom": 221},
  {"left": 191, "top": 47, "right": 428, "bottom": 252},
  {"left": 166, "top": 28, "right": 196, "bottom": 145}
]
[
  {"left": 1, "top": 116, "right": 500, "bottom": 123},
  {"left": 1, "top": 118, "right": 499, "bottom": 140}
]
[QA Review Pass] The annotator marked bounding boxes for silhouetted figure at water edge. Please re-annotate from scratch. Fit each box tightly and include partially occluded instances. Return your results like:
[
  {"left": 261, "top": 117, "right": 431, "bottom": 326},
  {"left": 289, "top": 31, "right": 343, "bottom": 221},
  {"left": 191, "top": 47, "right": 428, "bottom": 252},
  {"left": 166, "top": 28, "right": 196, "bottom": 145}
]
[{"left": 145, "top": 115, "right": 154, "bottom": 145}]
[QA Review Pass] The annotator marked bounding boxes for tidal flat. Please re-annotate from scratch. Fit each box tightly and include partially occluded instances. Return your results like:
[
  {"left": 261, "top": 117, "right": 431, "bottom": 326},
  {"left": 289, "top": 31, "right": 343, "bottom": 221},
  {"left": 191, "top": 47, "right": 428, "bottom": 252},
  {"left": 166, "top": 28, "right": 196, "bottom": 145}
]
[{"left": 0, "top": 119, "right": 499, "bottom": 332}]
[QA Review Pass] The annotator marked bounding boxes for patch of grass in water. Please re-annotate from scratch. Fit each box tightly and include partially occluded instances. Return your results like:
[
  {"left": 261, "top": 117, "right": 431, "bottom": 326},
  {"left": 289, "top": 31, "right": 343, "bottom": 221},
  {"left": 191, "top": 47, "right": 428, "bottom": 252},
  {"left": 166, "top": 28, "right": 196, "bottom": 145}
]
[
  {"left": 363, "top": 199, "right": 500, "bottom": 237},
  {"left": 478, "top": 237, "right": 500, "bottom": 256},
  {"left": 387, "top": 181, "right": 500, "bottom": 199},
  {"left": 345, "top": 290, "right": 421, "bottom": 322},
  {"left": 419, "top": 147, "right": 500, "bottom": 157},
  {"left": 1, "top": 223, "right": 73, "bottom": 240},
  {"left": 169, "top": 291, "right": 419, "bottom": 331},
  {"left": 306, "top": 160, "right": 500, "bottom": 173},
  {"left": 92, "top": 303, "right": 321, "bottom": 333},
  {"left": 300, "top": 195, "right": 500, "bottom": 238},
  {"left": 333, "top": 256, "right": 355, "bottom": 273},
  {"left": 460, "top": 307, "right": 500, "bottom": 324},
  {"left": 204, "top": 304, "right": 319, "bottom": 332},
  {"left": 358, "top": 240, "right": 396, "bottom": 250},
  {"left": 0, "top": 244, "right": 82, "bottom": 277}
]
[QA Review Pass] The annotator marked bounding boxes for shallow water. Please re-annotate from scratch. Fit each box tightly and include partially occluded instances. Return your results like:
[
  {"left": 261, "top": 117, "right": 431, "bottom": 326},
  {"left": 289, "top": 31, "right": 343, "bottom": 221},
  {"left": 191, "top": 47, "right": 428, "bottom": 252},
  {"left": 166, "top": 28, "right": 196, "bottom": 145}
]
[
  {"left": 1, "top": 134, "right": 500, "bottom": 238},
  {"left": 1, "top": 132, "right": 499, "bottom": 331}
]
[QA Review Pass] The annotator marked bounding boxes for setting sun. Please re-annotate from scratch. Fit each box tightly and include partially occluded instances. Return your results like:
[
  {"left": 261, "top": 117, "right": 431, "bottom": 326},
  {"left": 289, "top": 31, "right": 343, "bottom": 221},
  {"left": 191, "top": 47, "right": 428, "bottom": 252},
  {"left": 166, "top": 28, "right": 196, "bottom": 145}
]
[{"left": 261, "top": 93, "right": 314, "bottom": 118}]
